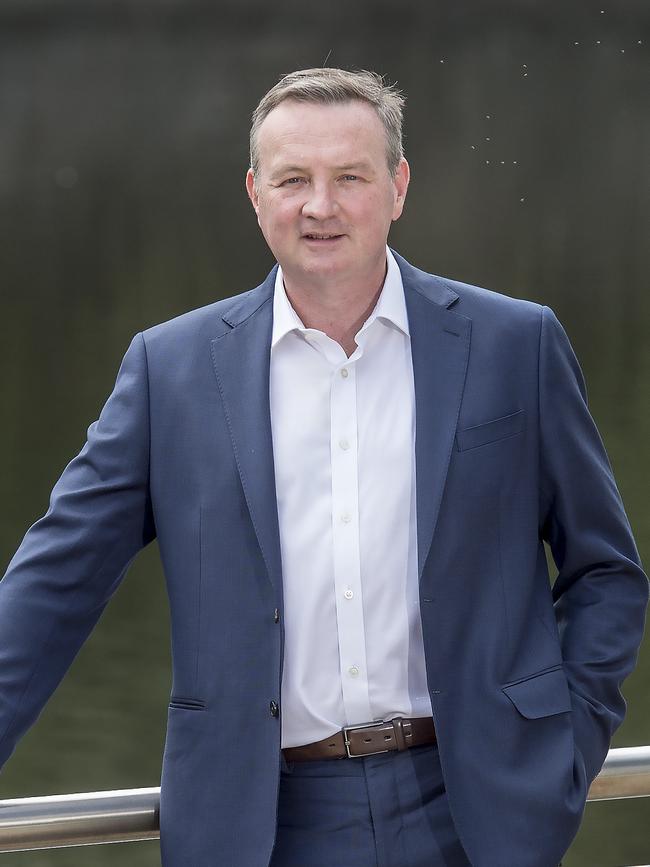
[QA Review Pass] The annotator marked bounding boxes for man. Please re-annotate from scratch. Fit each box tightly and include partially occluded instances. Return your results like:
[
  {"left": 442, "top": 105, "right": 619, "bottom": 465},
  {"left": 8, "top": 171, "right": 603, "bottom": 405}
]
[{"left": 0, "top": 67, "right": 646, "bottom": 867}]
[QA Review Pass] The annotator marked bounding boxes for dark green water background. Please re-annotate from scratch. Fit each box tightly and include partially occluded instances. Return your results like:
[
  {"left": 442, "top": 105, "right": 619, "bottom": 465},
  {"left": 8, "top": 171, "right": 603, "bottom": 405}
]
[{"left": 0, "top": 1, "right": 648, "bottom": 864}]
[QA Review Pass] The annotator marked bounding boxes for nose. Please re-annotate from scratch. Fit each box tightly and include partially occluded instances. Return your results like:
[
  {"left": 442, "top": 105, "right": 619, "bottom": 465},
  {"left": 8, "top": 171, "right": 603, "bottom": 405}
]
[{"left": 301, "top": 181, "right": 337, "bottom": 220}]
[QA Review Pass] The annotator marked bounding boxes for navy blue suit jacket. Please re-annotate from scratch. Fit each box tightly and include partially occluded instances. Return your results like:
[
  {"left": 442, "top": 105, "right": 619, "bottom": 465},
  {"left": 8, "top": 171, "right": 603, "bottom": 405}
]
[{"left": 0, "top": 251, "right": 647, "bottom": 866}]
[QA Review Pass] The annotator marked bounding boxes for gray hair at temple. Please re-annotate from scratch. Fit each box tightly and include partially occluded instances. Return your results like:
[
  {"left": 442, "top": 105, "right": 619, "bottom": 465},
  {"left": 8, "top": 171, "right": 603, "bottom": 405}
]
[{"left": 249, "top": 67, "right": 405, "bottom": 181}]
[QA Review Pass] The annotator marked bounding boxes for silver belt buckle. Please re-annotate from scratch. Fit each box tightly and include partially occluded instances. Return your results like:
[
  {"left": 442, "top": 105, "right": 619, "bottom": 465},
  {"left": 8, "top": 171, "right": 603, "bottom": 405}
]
[{"left": 343, "top": 719, "right": 391, "bottom": 758}]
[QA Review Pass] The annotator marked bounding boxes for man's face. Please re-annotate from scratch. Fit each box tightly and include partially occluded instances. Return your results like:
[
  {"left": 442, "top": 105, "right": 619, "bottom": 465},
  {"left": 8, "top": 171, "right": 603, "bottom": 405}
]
[{"left": 246, "top": 99, "right": 409, "bottom": 291}]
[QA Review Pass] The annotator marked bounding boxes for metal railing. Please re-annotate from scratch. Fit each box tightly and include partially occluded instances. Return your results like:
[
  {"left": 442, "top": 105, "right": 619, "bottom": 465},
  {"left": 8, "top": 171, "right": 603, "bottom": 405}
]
[
  {"left": 588, "top": 746, "right": 650, "bottom": 801},
  {"left": 0, "top": 746, "right": 649, "bottom": 854},
  {"left": 0, "top": 787, "right": 159, "bottom": 853}
]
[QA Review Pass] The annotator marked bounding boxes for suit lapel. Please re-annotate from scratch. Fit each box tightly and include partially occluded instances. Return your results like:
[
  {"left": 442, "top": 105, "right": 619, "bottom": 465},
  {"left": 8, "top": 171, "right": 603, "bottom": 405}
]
[
  {"left": 210, "top": 269, "right": 283, "bottom": 595},
  {"left": 395, "top": 252, "right": 472, "bottom": 580}
]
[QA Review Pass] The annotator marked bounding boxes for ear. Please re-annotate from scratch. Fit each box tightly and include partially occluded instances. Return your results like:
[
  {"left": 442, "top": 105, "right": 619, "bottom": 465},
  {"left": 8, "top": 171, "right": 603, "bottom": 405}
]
[
  {"left": 245, "top": 168, "right": 260, "bottom": 215},
  {"left": 391, "top": 158, "right": 410, "bottom": 222}
]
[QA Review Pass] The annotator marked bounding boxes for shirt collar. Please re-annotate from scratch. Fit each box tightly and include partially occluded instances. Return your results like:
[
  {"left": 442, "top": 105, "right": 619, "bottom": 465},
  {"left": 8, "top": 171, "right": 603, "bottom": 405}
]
[{"left": 271, "top": 247, "right": 409, "bottom": 349}]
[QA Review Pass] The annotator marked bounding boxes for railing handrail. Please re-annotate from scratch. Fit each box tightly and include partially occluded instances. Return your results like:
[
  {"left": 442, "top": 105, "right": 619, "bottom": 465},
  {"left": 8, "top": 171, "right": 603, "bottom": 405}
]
[
  {"left": 586, "top": 745, "right": 650, "bottom": 800},
  {"left": 0, "top": 746, "right": 649, "bottom": 853},
  {"left": 0, "top": 786, "right": 160, "bottom": 853}
]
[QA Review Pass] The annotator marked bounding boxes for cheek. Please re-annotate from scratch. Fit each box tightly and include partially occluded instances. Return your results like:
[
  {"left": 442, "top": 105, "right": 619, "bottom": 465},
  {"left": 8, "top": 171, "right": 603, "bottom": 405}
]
[
  {"left": 261, "top": 201, "right": 299, "bottom": 235},
  {"left": 358, "top": 197, "right": 394, "bottom": 233}
]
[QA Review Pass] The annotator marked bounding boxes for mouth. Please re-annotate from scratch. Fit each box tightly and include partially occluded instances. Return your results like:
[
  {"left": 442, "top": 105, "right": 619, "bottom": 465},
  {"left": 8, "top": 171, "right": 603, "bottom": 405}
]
[{"left": 302, "top": 233, "right": 345, "bottom": 242}]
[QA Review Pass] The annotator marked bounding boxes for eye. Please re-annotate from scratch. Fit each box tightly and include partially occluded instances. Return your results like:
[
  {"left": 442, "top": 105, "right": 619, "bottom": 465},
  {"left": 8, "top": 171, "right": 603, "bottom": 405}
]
[
  {"left": 281, "top": 177, "right": 305, "bottom": 186},
  {"left": 341, "top": 174, "right": 359, "bottom": 181}
]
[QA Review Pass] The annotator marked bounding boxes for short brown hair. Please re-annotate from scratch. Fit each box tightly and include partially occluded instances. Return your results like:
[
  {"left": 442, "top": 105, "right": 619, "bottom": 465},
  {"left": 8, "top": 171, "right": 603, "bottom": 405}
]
[{"left": 249, "top": 67, "right": 405, "bottom": 179}]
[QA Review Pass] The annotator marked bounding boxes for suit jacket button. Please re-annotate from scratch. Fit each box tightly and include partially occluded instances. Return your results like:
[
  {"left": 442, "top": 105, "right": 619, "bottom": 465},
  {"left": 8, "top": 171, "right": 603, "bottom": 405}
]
[
  {"left": 274, "top": 608, "right": 280, "bottom": 623},
  {"left": 270, "top": 700, "right": 279, "bottom": 718}
]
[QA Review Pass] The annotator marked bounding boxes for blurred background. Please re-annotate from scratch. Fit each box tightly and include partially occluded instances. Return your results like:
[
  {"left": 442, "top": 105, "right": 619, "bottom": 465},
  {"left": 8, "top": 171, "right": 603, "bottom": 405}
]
[{"left": 0, "top": 0, "right": 648, "bottom": 864}]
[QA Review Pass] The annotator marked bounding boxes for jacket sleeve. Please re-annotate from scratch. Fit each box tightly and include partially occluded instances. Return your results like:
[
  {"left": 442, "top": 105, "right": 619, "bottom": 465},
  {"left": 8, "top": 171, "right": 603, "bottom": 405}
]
[
  {"left": 0, "top": 333, "right": 156, "bottom": 768},
  {"left": 538, "top": 306, "right": 648, "bottom": 784}
]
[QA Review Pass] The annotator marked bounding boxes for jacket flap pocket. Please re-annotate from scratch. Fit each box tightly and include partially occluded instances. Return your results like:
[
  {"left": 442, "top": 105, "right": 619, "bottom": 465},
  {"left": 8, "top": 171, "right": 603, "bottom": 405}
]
[
  {"left": 456, "top": 409, "right": 525, "bottom": 451},
  {"left": 502, "top": 667, "right": 572, "bottom": 719},
  {"left": 169, "top": 697, "right": 206, "bottom": 711}
]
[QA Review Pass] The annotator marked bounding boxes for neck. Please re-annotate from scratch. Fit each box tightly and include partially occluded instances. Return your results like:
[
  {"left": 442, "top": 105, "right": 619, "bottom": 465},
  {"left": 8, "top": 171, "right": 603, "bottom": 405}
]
[{"left": 282, "top": 258, "right": 388, "bottom": 357}]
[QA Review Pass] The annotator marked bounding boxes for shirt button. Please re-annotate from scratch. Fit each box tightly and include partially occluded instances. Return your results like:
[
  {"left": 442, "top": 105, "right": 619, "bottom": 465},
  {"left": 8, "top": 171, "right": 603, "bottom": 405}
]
[
  {"left": 340, "top": 368, "right": 349, "bottom": 378},
  {"left": 344, "top": 589, "right": 354, "bottom": 599},
  {"left": 339, "top": 438, "right": 350, "bottom": 451},
  {"left": 348, "top": 666, "right": 359, "bottom": 677},
  {"left": 341, "top": 512, "right": 351, "bottom": 524},
  {"left": 270, "top": 700, "right": 279, "bottom": 717},
  {"left": 273, "top": 608, "right": 280, "bottom": 623}
]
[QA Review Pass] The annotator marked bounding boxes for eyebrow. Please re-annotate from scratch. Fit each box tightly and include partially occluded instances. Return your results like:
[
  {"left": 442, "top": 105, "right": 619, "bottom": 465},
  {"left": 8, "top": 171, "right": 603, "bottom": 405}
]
[
  {"left": 334, "top": 162, "right": 373, "bottom": 172},
  {"left": 269, "top": 166, "right": 307, "bottom": 181}
]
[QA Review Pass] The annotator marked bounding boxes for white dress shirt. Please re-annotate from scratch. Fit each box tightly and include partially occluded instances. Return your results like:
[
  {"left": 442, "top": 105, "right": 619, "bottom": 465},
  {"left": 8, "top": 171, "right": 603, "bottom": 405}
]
[{"left": 270, "top": 248, "right": 433, "bottom": 749}]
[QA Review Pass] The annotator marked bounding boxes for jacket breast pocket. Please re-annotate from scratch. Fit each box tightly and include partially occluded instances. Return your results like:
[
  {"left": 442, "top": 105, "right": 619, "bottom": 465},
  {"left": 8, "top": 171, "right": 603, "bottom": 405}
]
[
  {"left": 455, "top": 409, "right": 526, "bottom": 452},
  {"left": 502, "top": 665, "right": 572, "bottom": 719}
]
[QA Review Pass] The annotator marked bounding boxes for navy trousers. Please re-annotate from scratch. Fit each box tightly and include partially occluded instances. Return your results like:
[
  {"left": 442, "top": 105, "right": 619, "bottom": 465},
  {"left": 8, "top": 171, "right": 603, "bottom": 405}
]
[{"left": 270, "top": 743, "right": 471, "bottom": 867}]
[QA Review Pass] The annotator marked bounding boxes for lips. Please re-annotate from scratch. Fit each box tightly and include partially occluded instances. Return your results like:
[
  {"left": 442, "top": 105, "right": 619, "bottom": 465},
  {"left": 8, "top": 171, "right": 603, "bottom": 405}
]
[{"left": 302, "top": 233, "right": 344, "bottom": 241}]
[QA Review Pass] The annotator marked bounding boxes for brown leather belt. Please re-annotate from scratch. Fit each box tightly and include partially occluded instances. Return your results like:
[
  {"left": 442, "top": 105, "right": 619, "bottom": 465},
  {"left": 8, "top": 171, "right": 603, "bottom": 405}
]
[{"left": 282, "top": 716, "right": 436, "bottom": 761}]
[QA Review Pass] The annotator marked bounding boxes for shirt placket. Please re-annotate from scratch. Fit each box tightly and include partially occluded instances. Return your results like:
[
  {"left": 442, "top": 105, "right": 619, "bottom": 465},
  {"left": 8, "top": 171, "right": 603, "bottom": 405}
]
[{"left": 330, "top": 357, "right": 373, "bottom": 725}]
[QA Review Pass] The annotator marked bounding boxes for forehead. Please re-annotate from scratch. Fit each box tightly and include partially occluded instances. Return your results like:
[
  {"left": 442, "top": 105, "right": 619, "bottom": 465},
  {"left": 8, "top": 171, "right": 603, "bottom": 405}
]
[{"left": 256, "top": 99, "right": 387, "bottom": 170}]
